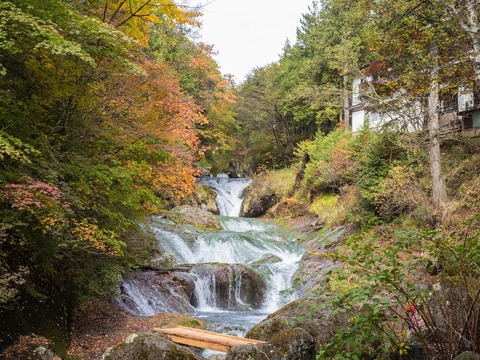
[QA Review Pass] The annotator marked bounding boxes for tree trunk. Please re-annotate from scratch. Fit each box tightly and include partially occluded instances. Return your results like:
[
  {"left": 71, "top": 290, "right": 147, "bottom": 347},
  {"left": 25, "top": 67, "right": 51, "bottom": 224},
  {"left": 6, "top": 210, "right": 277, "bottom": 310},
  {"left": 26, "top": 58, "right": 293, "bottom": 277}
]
[
  {"left": 293, "top": 152, "right": 310, "bottom": 194},
  {"left": 343, "top": 73, "right": 351, "bottom": 130},
  {"left": 428, "top": 42, "right": 448, "bottom": 226}
]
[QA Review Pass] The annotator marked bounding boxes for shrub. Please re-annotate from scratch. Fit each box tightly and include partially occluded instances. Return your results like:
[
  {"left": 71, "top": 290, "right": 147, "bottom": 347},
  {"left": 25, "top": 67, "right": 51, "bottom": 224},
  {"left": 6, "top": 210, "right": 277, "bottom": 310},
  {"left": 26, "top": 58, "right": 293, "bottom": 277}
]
[
  {"left": 299, "top": 130, "right": 355, "bottom": 193},
  {"left": 316, "top": 218, "right": 480, "bottom": 359},
  {"left": 373, "top": 165, "right": 433, "bottom": 223},
  {"left": 270, "top": 197, "right": 307, "bottom": 218}
]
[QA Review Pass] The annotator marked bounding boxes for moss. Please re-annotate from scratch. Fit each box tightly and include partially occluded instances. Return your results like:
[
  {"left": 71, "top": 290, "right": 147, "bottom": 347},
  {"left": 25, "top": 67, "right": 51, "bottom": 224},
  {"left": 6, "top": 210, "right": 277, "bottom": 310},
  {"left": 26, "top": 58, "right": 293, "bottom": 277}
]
[{"left": 153, "top": 313, "right": 206, "bottom": 329}]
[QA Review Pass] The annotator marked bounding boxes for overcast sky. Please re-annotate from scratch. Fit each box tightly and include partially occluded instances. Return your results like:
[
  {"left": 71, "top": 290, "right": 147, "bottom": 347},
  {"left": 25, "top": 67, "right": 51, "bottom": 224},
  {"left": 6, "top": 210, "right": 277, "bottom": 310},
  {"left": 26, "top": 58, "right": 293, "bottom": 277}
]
[{"left": 195, "top": 0, "right": 314, "bottom": 83}]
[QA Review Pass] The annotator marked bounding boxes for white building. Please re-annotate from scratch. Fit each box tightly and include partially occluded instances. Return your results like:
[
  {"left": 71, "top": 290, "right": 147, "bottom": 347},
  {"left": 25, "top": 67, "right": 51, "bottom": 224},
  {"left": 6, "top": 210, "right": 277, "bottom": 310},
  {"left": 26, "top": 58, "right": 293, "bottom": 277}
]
[{"left": 346, "top": 74, "right": 480, "bottom": 138}]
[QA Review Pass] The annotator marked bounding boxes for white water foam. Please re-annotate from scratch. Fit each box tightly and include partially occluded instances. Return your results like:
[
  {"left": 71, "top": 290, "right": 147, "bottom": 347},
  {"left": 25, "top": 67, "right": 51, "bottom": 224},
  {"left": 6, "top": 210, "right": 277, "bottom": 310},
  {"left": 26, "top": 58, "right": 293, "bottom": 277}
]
[{"left": 198, "top": 175, "right": 251, "bottom": 217}]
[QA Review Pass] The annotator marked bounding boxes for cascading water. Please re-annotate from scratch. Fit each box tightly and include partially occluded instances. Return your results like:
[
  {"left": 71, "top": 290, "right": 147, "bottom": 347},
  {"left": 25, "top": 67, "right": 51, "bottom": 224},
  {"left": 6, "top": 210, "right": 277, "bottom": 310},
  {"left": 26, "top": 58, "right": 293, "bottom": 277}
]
[
  {"left": 117, "top": 174, "right": 304, "bottom": 339},
  {"left": 197, "top": 174, "right": 251, "bottom": 217}
]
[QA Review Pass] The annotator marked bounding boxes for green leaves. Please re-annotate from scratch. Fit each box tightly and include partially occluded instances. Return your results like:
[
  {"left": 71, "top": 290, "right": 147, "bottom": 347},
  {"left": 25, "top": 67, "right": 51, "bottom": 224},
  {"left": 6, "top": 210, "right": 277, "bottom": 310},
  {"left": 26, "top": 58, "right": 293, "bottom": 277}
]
[
  {"left": 0, "top": 131, "right": 39, "bottom": 164},
  {"left": 315, "top": 218, "right": 480, "bottom": 359},
  {"left": 0, "top": 2, "right": 95, "bottom": 72}
]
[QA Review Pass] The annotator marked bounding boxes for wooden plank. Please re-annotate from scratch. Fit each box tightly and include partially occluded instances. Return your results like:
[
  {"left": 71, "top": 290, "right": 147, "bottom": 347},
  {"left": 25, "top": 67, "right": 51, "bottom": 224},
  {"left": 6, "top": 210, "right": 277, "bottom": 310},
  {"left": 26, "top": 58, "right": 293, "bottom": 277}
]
[
  {"left": 156, "top": 327, "right": 251, "bottom": 346},
  {"left": 153, "top": 326, "right": 266, "bottom": 352},
  {"left": 176, "top": 326, "right": 266, "bottom": 344},
  {"left": 166, "top": 334, "right": 230, "bottom": 352}
]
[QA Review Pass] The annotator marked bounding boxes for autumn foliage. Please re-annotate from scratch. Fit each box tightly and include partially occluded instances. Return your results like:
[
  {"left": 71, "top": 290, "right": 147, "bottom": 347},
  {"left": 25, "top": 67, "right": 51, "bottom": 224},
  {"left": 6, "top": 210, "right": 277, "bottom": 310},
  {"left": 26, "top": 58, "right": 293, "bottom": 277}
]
[{"left": 0, "top": 0, "right": 235, "bottom": 344}]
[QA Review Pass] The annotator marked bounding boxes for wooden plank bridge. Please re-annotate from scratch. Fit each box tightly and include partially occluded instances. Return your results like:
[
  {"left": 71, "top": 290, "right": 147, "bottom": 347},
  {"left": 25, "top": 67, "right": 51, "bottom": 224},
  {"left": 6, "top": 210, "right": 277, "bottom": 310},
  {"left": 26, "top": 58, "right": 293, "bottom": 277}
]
[{"left": 153, "top": 325, "right": 266, "bottom": 353}]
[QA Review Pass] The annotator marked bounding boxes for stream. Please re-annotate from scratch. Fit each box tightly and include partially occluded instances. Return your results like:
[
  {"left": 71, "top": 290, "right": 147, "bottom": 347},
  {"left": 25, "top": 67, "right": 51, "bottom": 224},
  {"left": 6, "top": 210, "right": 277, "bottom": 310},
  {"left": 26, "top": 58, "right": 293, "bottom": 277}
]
[{"left": 116, "top": 175, "right": 305, "bottom": 347}]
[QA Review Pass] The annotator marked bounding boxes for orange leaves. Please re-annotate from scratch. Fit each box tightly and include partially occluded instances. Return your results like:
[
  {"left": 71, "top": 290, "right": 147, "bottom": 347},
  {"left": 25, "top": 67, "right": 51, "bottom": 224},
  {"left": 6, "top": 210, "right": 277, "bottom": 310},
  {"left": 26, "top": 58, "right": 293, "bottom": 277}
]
[
  {"left": 152, "top": 161, "right": 201, "bottom": 199},
  {"left": 71, "top": 219, "right": 124, "bottom": 256},
  {"left": 97, "top": 57, "right": 205, "bottom": 201},
  {"left": 130, "top": 59, "right": 206, "bottom": 154}
]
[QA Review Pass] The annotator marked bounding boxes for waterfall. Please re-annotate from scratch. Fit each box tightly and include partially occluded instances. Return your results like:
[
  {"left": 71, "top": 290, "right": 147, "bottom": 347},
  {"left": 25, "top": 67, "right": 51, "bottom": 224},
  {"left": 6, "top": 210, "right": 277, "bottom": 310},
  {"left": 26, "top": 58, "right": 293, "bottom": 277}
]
[
  {"left": 117, "top": 175, "right": 304, "bottom": 335},
  {"left": 198, "top": 175, "right": 251, "bottom": 216},
  {"left": 190, "top": 269, "right": 217, "bottom": 311}
]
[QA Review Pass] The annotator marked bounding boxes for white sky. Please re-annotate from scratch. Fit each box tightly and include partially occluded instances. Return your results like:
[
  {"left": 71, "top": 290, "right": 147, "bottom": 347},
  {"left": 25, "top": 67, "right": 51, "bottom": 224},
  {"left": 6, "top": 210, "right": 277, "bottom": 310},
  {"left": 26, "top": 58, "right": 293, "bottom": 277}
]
[{"left": 195, "top": 0, "right": 313, "bottom": 83}]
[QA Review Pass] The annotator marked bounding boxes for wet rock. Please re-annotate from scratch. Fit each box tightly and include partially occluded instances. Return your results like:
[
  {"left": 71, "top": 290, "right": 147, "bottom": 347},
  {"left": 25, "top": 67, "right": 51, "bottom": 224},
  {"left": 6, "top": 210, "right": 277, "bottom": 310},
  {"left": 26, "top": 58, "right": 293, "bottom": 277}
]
[
  {"left": 167, "top": 205, "right": 220, "bottom": 230},
  {"left": 146, "top": 253, "right": 177, "bottom": 271},
  {"left": 101, "top": 332, "right": 202, "bottom": 360},
  {"left": 229, "top": 161, "right": 240, "bottom": 178},
  {"left": 191, "top": 264, "right": 266, "bottom": 309},
  {"left": 226, "top": 328, "right": 315, "bottom": 360},
  {"left": 293, "top": 226, "right": 346, "bottom": 297},
  {"left": 246, "top": 298, "right": 350, "bottom": 353},
  {"left": 117, "top": 271, "right": 195, "bottom": 316}
]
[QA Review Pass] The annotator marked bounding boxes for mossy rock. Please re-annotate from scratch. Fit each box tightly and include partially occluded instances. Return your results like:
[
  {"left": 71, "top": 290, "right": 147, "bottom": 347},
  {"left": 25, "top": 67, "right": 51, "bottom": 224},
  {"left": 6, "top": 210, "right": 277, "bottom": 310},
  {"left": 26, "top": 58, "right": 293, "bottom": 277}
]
[
  {"left": 246, "top": 298, "right": 350, "bottom": 352},
  {"left": 152, "top": 313, "right": 206, "bottom": 329},
  {"left": 225, "top": 328, "right": 315, "bottom": 360},
  {"left": 194, "top": 184, "right": 219, "bottom": 214},
  {"left": 166, "top": 205, "right": 220, "bottom": 230},
  {"left": 268, "top": 198, "right": 307, "bottom": 219},
  {"left": 101, "top": 333, "right": 202, "bottom": 360}
]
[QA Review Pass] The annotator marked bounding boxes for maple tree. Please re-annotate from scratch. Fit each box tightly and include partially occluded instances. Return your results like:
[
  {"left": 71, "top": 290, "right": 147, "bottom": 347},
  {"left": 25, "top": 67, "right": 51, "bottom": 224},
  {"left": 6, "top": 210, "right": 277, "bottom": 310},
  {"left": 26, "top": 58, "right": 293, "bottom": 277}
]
[{"left": 96, "top": 58, "right": 207, "bottom": 200}]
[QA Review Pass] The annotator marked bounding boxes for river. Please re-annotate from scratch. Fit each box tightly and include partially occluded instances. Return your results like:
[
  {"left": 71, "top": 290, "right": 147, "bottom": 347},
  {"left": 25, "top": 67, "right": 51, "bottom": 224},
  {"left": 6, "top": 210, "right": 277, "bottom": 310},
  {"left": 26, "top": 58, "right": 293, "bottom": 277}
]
[{"left": 116, "top": 175, "right": 305, "bottom": 351}]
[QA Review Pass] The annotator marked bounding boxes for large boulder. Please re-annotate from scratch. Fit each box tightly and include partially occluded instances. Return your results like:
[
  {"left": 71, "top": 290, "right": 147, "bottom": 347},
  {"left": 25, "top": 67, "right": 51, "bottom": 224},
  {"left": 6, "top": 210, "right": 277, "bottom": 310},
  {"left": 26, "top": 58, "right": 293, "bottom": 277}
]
[
  {"left": 194, "top": 184, "right": 219, "bottom": 214},
  {"left": 101, "top": 332, "right": 202, "bottom": 360},
  {"left": 241, "top": 186, "right": 278, "bottom": 218},
  {"left": 226, "top": 328, "right": 315, "bottom": 360},
  {"left": 167, "top": 205, "right": 220, "bottom": 230},
  {"left": 145, "top": 253, "right": 177, "bottom": 271},
  {"left": 246, "top": 298, "right": 350, "bottom": 353}
]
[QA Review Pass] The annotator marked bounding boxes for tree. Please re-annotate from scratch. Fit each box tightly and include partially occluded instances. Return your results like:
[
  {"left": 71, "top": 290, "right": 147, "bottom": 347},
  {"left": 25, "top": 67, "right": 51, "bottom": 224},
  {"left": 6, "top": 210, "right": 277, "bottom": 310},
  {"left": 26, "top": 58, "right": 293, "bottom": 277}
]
[
  {"left": 359, "top": 0, "right": 471, "bottom": 224},
  {"left": 440, "top": 0, "right": 480, "bottom": 90},
  {"left": 234, "top": 64, "right": 294, "bottom": 172}
]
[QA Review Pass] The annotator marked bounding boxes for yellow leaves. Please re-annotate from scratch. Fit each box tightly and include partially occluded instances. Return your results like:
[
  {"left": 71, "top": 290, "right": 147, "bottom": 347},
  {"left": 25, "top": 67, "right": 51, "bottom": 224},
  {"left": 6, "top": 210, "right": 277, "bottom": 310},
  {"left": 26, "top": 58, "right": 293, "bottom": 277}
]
[
  {"left": 158, "top": 0, "right": 199, "bottom": 26},
  {"left": 144, "top": 13, "right": 162, "bottom": 24},
  {"left": 72, "top": 219, "right": 124, "bottom": 256},
  {"left": 391, "top": 340, "right": 410, "bottom": 355},
  {"left": 101, "top": 0, "right": 200, "bottom": 44}
]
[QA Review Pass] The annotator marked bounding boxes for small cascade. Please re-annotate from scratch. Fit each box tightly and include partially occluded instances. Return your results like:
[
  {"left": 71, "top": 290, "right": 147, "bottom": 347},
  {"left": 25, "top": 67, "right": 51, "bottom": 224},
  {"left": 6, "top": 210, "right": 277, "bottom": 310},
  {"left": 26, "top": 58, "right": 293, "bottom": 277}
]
[
  {"left": 190, "top": 269, "right": 217, "bottom": 311},
  {"left": 189, "top": 263, "right": 266, "bottom": 311},
  {"left": 151, "top": 226, "right": 196, "bottom": 264},
  {"left": 198, "top": 175, "right": 251, "bottom": 216}
]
